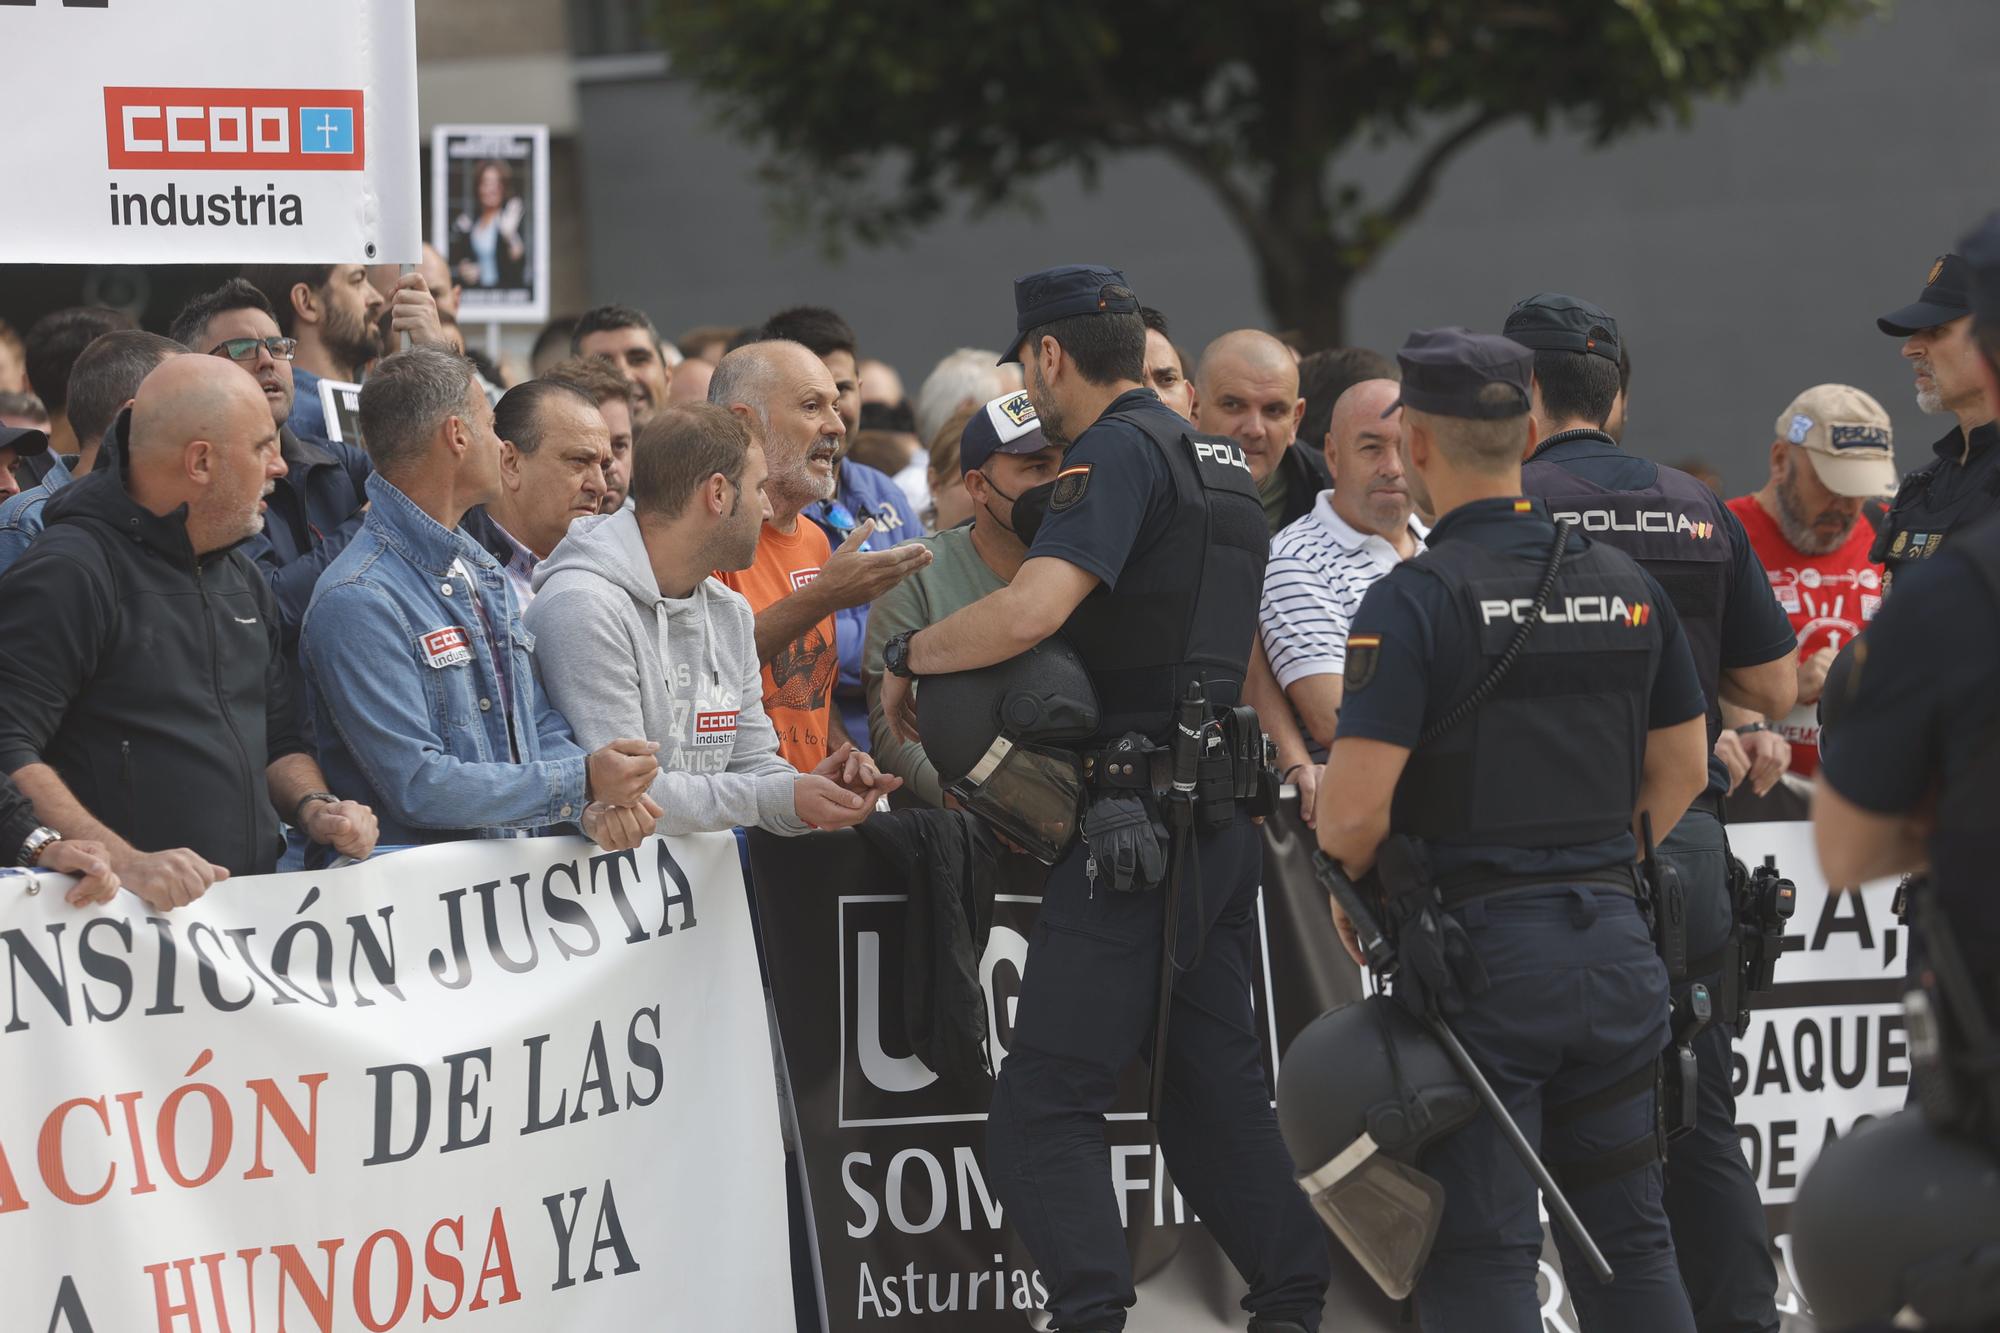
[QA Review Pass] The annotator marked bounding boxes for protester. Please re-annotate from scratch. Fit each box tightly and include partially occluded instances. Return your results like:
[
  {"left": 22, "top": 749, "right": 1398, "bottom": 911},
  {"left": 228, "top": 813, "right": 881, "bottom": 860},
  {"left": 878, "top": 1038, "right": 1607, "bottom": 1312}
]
[
  {"left": 1297, "top": 346, "right": 1398, "bottom": 476},
  {"left": 300, "top": 348, "right": 662, "bottom": 854},
  {"left": 1259, "top": 379, "right": 1426, "bottom": 813},
  {"left": 708, "top": 339, "right": 932, "bottom": 772},
  {"left": 759, "top": 306, "right": 923, "bottom": 750},
  {"left": 913, "top": 347, "right": 1009, "bottom": 453},
  {"left": 0, "top": 393, "right": 47, "bottom": 432},
  {"left": 0, "top": 330, "right": 185, "bottom": 573},
  {"left": 865, "top": 390, "right": 1063, "bottom": 804},
  {"left": 1140, "top": 306, "right": 1197, "bottom": 419},
  {"left": 1195, "top": 328, "right": 1329, "bottom": 534},
  {"left": 1, "top": 769, "right": 117, "bottom": 907},
  {"left": 0, "top": 356, "right": 377, "bottom": 904},
  {"left": 676, "top": 325, "right": 739, "bottom": 365},
  {"left": 924, "top": 404, "right": 978, "bottom": 532},
  {"left": 858, "top": 356, "right": 905, "bottom": 410},
  {"left": 167, "top": 280, "right": 373, "bottom": 650},
  {"left": 667, "top": 354, "right": 715, "bottom": 404},
  {"left": 573, "top": 303, "right": 674, "bottom": 423},
  {"left": 529, "top": 401, "right": 897, "bottom": 835},
  {"left": 1722, "top": 384, "right": 1896, "bottom": 815},
  {"left": 0, "top": 318, "right": 25, "bottom": 395},
  {"left": 0, "top": 425, "right": 50, "bottom": 505},
  {"left": 463, "top": 379, "right": 613, "bottom": 608},
  {"left": 242, "top": 264, "right": 386, "bottom": 443},
  {"left": 530, "top": 316, "right": 578, "bottom": 378},
  {"left": 540, "top": 355, "right": 639, "bottom": 513},
  {"left": 24, "top": 306, "right": 131, "bottom": 458}
]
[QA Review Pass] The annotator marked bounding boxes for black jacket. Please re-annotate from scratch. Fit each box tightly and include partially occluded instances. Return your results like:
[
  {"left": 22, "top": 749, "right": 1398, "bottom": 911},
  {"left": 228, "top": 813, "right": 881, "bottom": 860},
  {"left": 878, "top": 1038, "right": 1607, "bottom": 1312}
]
[
  {"left": 0, "top": 460, "right": 307, "bottom": 874},
  {"left": 1272, "top": 442, "right": 1332, "bottom": 534},
  {"left": 240, "top": 426, "right": 372, "bottom": 652}
]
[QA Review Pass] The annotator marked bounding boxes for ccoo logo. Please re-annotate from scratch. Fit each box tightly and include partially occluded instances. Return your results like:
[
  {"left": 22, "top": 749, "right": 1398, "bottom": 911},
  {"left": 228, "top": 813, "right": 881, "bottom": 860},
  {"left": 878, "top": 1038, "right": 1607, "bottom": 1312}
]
[{"left": 103, "top": 87, "right": 366, "bottom": 170}]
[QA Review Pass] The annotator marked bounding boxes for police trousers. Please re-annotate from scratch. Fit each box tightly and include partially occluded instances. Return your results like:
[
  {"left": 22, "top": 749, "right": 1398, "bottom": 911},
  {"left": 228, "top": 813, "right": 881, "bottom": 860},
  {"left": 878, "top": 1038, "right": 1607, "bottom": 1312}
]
[
  {"left": 986, "top": 816, "right": 1330, "bottom": 1332},
  {"left": 1656, "top": 805, "right": 1781, "bottom": 1333},
  {"left": 1415, "top": 885, "right": 1694, "bottom": 1333}
]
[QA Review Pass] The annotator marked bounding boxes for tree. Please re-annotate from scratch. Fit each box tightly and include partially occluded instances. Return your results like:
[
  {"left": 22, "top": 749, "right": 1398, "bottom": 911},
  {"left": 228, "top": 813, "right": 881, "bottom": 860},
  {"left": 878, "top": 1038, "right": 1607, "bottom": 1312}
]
[{"left": 651, "top": 0, "right": 1881, "bottom": 349}]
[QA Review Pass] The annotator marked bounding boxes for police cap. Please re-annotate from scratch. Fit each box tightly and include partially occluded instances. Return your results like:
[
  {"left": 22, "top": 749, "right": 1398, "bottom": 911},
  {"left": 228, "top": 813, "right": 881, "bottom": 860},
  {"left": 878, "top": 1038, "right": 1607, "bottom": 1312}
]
[
  {"left": 1877, "top": 252, "right": 1972, "bottom": 336},
  {"left": 1502, "top": 292, "right": 1621, "bottom": 362},
  {"left": 1383, "top": 328, "right": 1533, "bottom": 421},
  {"left": 1958, "top": 212, "right": 2000, "bottom": 333},
  {"left": 1001, "top": 264, "right": 1140, "bottom": 365}
]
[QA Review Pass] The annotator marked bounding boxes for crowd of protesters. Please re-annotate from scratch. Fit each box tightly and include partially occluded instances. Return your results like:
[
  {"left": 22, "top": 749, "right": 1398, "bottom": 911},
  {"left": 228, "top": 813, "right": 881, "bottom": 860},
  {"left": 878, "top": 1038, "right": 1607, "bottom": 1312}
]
[{"left": 0, "top": 239, "right": 1983, "bottom": 929}]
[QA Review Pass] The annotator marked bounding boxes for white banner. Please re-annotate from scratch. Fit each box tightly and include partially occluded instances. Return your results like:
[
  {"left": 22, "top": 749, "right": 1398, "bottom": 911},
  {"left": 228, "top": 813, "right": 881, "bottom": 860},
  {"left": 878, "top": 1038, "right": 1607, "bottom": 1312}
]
[
  {"left": 0, "top": 834, "right": 788, "bottom": 1331},
  {"left": 0, "top": 0, "right": 420, "bottom": 264}
]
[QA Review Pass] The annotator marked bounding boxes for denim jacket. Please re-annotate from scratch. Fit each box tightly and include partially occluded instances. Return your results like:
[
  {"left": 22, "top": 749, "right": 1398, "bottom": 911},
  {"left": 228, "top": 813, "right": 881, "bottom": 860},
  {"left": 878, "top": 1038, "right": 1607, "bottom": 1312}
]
[{"left": 300, "top": 471, "right": 588, "bottom": 850}]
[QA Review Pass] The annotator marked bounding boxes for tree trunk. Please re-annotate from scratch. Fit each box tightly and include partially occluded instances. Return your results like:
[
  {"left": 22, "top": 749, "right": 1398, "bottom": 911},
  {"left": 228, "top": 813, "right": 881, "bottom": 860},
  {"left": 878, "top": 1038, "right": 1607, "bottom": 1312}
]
[{"left": 1250, "top": 230, "right": 1357, "bottom": 353}]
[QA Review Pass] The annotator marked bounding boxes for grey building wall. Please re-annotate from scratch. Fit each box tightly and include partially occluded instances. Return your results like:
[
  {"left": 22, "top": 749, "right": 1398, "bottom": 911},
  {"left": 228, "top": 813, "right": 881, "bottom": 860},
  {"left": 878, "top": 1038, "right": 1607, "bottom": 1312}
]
[{"left": 576, "top": 0, "right": 2000, "bottom": 496}]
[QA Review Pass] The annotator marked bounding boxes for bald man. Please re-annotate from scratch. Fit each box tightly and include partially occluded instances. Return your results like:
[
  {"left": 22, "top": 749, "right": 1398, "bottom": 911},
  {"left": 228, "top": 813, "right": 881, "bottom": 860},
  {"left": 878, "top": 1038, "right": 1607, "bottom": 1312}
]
[
  {"left": 0, "top": 355, "right": 378, "bottom": 910},
  {"left": 1195, "top": 328, "right": 1329, "bottom": 536},
  {"left": 667, "top": 354, "right": 714, "bottom": 404},
  {"left": 1260, "top": 378, "right": 1426, "bottom": 753}
]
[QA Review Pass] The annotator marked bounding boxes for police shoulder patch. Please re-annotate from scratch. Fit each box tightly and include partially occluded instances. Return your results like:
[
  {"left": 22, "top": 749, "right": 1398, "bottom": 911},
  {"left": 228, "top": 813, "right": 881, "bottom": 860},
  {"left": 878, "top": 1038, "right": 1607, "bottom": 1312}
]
[
  {"left": 1051, "top": 464, "right": 1092, "bottom": 512},
  {"left": 1344, "top": 634, "right": 1381, "bottom": 692}
]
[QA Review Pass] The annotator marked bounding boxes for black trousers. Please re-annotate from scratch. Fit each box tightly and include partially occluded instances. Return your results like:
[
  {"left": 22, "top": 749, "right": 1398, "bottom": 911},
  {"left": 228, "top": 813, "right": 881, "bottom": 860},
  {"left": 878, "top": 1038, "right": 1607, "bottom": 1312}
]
[
  {"left": 985, "top": 816, "right": 1330, "bottom": 1331},
  {"left": 1657, "top": 805, "right": 1781, "bottom": 1333}
]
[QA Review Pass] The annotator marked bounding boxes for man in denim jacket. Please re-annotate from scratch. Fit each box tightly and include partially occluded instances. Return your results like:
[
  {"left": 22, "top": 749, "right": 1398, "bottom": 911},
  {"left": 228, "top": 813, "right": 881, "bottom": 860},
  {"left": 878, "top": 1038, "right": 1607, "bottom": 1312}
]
[{"left": 301, "top": 349, "right": 661, "bottom": 856}]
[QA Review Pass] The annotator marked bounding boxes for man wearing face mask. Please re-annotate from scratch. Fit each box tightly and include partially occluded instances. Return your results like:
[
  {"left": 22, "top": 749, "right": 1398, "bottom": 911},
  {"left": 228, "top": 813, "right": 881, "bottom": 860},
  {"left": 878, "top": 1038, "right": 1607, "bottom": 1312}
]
[
  {"left": 864, "top": 390, "right": 1064, "bottom": 805},
  {"left": 1871, "top": 252, "right": 2000, "bottom": 590}
]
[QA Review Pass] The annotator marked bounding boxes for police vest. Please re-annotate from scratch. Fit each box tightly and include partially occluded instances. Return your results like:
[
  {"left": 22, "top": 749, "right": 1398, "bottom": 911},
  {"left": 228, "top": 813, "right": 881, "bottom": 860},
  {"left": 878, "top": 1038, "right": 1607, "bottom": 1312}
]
[
  {"left": 1927, "top": 517, "right": 2000, "bottom": 908},
  {"left": 1059, "top": 403, "right": 1268, "bottom": 740},
  {"left": 1868, "top": 424, "right": 2000, "bottom": 586},
  {"left": 1522, "top": 441, "right": 1731, "bottom": 731},
  {"left": 1392, "top": 531, "right": 1664, "bottom": 851}
]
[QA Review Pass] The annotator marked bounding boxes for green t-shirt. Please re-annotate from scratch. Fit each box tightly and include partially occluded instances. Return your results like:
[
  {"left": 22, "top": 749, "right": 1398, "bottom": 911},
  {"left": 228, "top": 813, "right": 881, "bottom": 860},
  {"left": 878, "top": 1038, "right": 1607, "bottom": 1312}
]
[
  {"left": 1259, "top": 463, "right": 1291, "bottom": 535},
  {"left": 863, "top": 523, "right": 1010, "bottom": 807}
]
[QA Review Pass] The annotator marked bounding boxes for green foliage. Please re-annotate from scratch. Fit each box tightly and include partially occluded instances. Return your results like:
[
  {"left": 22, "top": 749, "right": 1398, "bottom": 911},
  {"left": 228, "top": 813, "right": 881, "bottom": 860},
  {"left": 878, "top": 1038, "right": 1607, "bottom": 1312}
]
[{"left": 652, "top": 0, "right": 1882, "bottom": 339}]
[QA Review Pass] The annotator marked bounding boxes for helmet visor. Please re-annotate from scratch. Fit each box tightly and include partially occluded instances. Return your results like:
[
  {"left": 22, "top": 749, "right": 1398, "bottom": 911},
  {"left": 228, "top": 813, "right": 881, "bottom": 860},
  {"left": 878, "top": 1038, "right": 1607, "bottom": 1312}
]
[
  {"left": 947, "top": 736, "right": 1083, "bottom": 865},
  {"left": 1298, "top": 1133, "right": 1447, "bottom": 1301}
]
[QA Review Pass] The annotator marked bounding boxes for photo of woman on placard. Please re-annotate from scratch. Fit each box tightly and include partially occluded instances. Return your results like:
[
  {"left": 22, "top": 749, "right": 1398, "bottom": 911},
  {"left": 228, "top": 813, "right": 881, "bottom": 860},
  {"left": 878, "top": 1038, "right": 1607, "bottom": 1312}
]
[{"left": 450, "top": 158, "right": 527, "bottom": 291}]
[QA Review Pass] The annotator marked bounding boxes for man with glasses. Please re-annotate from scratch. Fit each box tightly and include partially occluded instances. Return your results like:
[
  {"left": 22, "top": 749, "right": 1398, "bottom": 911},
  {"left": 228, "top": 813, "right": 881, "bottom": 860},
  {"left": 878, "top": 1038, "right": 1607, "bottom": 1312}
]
[{"left": 169, "top": 279, "right": 371, "bottom": 655}]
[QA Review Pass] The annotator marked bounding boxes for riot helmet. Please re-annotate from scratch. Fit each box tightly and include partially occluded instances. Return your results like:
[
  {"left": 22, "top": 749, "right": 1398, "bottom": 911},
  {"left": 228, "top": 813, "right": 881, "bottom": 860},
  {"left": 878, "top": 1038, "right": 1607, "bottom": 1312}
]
[
  {"left": 919, "top": 636, "right": 1100, "bottom": 864},
  {"left": 1792, "top": 1109, "right": 2000, "bottom": 1330},
  {"left": 1275, "top": 995, "right": 1480, "bottom": 1299}
]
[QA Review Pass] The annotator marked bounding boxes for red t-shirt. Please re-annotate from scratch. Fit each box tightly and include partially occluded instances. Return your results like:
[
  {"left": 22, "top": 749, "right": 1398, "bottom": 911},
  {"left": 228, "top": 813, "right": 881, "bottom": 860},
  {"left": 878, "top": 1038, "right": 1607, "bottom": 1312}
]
[
  {"left": 718, "top": 520, "right": 837, "bottom": 773},
  {"left": 1726, "top": 494, "right": 1885, "bottom": 776}
]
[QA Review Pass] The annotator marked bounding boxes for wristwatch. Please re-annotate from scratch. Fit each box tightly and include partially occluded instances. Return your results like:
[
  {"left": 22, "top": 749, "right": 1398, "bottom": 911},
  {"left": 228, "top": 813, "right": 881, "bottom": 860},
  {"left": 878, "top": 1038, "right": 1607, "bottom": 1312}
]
[
  {"left": 17, "top": 826, "right": 62, "bottom": 868},
  {"left": 292, "top": 791, "right": 339, "bottom": 826},
  {"left": 1732, "top": 722, "right": 1771, "bottom": 737},
  {"left": 883, "top": 630, "right": 918, "bottom": 679}
]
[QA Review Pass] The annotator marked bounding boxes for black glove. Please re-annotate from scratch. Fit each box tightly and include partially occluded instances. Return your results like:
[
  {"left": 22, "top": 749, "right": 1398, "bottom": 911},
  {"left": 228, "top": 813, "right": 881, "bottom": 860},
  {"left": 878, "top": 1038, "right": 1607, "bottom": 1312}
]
[{"left": 1083, "top": 795, "right": 1168, "bottom": 893}]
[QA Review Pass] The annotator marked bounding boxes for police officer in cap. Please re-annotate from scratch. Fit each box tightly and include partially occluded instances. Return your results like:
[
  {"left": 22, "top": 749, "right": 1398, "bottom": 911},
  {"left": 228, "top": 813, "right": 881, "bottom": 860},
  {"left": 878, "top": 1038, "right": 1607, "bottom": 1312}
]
[
  {"left": 879, "top": 265, "right": 1329, "bottom": 1332},
  {"left": 1799, "top": 212, "right": 2000, "bottom": 1332},
  {"left": 1872, "top": 249, "right": 2000, "bottom": 590},
  {"left": 1509, "top": 292, "right": 1795, "bottom": 1333},
  {"left": 1316, "top": 327, "right": 1711, "bottom": 1331}
]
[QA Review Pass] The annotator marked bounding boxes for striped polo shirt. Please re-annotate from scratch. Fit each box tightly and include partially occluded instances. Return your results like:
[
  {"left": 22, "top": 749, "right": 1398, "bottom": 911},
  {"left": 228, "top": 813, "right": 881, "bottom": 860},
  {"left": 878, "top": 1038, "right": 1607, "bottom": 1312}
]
[{"left": 1259, "top": 490, "right": 1427, "bottom": 689}]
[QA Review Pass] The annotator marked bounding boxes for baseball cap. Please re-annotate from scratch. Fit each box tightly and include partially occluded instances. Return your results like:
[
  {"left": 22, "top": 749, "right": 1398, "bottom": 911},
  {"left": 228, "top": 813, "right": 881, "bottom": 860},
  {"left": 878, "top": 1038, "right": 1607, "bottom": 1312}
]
[
  {"left": 1776, "top": 385, "right": 1897, "bottom": 498},
  {"left": 1501, "top": 293, "right": 1621, "bottom": 362},
  {"left": 0, "top": 426, "right": 50, "bottom": 460},
  {"left": 1001, "top": 265, "right": 1140, "bottom": 365},
  {"left": 960, "top": 390, "right": 1052, "bottom": 474},
  {"left": 1877, "top": 253, "right": 1971, "bottom": 336},
  {"left": 1384, "top": 329, "right": 1533, "bottom": 421}
]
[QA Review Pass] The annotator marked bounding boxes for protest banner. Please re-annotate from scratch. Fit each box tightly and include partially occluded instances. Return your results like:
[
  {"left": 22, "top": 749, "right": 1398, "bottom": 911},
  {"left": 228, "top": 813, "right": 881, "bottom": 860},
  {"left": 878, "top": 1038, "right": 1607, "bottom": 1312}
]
[
  {"left": 0, "top": 833, "right": 788, "bottom": 1331},
  {"left": 0, "top": 0, "right": 420, "bottom": 264},
  {"left": 434, "top": 126, "right": 551, "bottom": 325},
  {"left": 752, "top": 814, "right": 1906, "bottom": 1332}
]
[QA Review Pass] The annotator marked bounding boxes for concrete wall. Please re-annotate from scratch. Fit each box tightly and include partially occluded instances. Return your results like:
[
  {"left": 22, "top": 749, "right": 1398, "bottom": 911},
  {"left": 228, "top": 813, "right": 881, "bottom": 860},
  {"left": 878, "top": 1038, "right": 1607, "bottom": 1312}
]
[{"left": 574, "top": 0, "right": 2000, "bottom": 496}]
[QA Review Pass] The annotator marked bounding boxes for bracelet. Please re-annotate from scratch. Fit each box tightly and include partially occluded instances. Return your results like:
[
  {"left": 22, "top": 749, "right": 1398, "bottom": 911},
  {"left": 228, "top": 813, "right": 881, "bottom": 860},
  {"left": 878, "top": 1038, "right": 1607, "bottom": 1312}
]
[
  {"left": 292, "top": 791, "right": 338, "bottom": 826},
  {"left": 1731, "top": 722, "right": 1770, "bottom": 737},
  {"left": 1282, "top": 763, "right": 1308, "bottom": 782}
]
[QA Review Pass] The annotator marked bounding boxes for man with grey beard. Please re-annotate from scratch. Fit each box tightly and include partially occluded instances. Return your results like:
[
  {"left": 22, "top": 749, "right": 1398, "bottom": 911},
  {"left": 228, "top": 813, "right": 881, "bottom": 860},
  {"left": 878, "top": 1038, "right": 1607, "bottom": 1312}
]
[
  {"left": 1871, "top": 251, "right": 2000, "bottom": 589},
  {"left": 1723, "top": 385, "right": 1897, "bottom": 808}
]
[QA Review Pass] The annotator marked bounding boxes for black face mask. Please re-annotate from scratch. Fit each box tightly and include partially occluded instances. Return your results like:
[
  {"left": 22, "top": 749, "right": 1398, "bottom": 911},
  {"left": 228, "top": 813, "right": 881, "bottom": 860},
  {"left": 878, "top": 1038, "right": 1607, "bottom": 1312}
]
[{"left": 1008, "top": 478, "right": 1058, "bottom": 545}]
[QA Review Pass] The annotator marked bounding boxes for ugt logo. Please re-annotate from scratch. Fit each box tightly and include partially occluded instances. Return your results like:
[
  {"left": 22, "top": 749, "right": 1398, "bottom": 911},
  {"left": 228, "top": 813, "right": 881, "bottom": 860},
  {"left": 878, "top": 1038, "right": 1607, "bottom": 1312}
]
[{"left": 102, "top": 87, "right": 366, "bottom": 170}]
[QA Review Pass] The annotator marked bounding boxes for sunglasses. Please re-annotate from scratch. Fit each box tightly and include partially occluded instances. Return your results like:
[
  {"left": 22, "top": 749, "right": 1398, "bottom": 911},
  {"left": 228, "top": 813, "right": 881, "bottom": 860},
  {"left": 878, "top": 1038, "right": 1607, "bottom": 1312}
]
[{"left": 210, "top": 336, "right": 298, "bottom": 364}]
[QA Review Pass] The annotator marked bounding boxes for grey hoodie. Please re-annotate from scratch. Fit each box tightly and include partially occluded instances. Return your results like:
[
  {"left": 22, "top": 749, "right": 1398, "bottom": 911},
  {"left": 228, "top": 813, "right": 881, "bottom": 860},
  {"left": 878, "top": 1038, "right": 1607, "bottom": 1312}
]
[{"left": 525, "top": 510, "right": 809, "bottom": 836}]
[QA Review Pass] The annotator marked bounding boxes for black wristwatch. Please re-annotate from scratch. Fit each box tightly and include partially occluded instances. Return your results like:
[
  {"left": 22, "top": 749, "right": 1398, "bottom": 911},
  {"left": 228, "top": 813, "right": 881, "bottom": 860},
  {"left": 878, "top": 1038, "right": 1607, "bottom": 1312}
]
[
  {"left": 883, "top": 630, "right": 918, "bottom": 679},
  {"left": 1732, "top": 722, "right": 1771, "bottom": 737}
]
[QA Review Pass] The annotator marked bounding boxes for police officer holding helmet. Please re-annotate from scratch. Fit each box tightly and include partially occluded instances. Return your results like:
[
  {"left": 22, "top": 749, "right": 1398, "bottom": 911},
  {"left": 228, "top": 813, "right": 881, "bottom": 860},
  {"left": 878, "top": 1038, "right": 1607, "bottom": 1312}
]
[
  {"left": 1510, "top": 293, "right": 1797, "bottom": 1333},
  {"left": 1792, "top": 212, "right": 2000, "bottom": 1333},
  {"left": 1312, "top": 328, "right": 1712, "bottom": 1331},
  {"left": 879, "top": 265, "right": 1330, "bottom": 1332}
]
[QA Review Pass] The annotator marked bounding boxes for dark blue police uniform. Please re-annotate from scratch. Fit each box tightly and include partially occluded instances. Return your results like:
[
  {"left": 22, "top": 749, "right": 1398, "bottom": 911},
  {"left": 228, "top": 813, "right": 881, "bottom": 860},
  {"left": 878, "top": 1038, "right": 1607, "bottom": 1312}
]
[
  {"left": 982, "top": 267, "right": 1329, "bottom": 1332},
  {"left": 1511, "top": 294, "right": 1794, "bottom": 1333},
  {"left": 1338, "top": 327, "right": 1706, "bottom": 1332}
]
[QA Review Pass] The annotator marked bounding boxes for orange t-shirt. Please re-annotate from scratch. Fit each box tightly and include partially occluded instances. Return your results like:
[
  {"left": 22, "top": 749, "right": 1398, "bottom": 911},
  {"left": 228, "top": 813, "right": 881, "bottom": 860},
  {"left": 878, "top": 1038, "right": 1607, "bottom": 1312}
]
[{"left": 718, "top": 519, "right": 837, "bottom": 773}]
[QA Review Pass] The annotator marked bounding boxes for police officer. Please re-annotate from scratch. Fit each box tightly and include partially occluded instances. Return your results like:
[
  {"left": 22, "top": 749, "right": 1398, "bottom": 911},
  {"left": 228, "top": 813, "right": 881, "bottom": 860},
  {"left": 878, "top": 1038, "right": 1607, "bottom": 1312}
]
[
  {"left": 1316, "top": 327, "right": 1710, "bottom": 1331},
  {"left": 1871, "top": 250, "right": 2000, "bottom": 590},
  {"left": 1509, "top": 292, "right": 1796, "bottom": 1333},
  {"left": 878, "top": 265, "right": 1329, "bottom": 1333},
  {"left": 1798, "top": 213, "right": 2000, "bottom": 1332}
]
